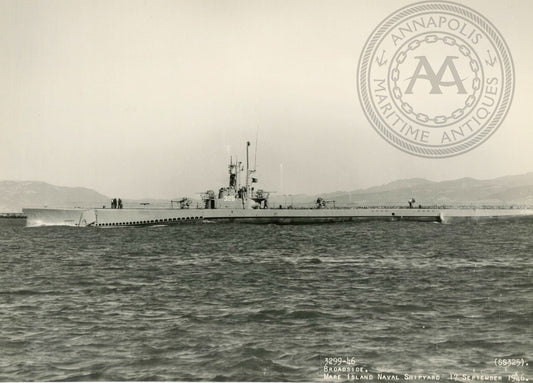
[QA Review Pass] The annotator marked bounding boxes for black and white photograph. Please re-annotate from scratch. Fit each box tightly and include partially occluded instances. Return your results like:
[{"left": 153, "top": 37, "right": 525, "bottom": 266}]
[{"left": 0, "top": 0, "right": 531, "bottom": 381}]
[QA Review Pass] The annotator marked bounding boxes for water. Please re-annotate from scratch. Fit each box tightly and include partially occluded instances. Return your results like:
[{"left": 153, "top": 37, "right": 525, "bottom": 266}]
[{"left": 0, "top": 218, "right": 531, "bottom": 381}]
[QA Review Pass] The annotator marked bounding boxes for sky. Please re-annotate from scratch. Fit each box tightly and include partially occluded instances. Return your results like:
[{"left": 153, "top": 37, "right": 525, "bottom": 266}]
[{"left": 1, "top": 0, "right": 532, "bottom": 199}]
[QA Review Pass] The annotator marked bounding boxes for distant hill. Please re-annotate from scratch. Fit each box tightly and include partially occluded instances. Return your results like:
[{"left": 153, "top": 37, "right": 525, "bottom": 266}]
[
  {"left": 0, "top": 181, "right": 181, "bottom": 213},
  {"left": 269, "top": 172, "right": 533, "bottom": 208},
  {"left": 0, "top": 181, "right": 109, "bottom": 213},
  {"left": 2, "top": 172, "right": 533, "bottom": 212}
]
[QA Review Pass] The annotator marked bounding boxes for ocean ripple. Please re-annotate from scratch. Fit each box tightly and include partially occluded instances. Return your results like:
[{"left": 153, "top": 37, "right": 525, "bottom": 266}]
[{"left": 0, "top": 218, "right": 531, "bottom": 381}]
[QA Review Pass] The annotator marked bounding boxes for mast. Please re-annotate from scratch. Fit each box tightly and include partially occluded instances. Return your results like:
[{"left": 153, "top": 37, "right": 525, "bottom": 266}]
[{"left": 245, "top": 141, "right": 250, "bottom": 202}]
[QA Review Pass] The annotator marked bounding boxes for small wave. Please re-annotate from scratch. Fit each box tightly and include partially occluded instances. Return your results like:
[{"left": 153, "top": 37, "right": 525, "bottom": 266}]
[
  {"left": 286, "top": 309, "right": 327, "bottom": 320},
  {"left": 239, "top": 345, "right": 278, "bottom": 359},
  {"left": 436, "top": 338, "right": 506, "bottom": 350},
  {"left": 0, "top": 289, "right": 60, "bottom": 295},
  {"left": 61, "top": 371, "right": 105, "bottom": 381},
  {"left": 394, "top": 304, "right": 435, "bottom": 312},
  {"left": 248, "top": 308, "right": 288, "bottom": 321},
  {"left": 228, "top": 356, "right": 299, "bottom": 375}
]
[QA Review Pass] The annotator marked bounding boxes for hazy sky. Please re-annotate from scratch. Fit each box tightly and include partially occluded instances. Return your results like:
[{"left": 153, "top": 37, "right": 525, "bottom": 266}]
[{"left": 1, "top": 0, "right": 532, "bottom": 199}]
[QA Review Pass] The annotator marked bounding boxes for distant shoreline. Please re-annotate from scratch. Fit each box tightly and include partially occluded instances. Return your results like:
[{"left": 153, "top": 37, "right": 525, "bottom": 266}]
[{"left": 0, "top": 213, "right": 26, "bottom": 218}]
